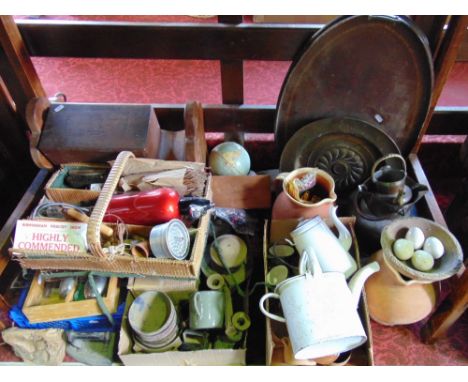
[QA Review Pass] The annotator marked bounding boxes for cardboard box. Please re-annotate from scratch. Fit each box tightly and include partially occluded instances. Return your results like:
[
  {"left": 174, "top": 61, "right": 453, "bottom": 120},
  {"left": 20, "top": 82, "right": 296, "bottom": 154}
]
[
  {"left": 264, "top": 218, "right": 374, "bottom": 366},
  {"left": 127, "top": 276, "right": 198, "bottom": 294},
  {"left": 118, "top": 292, "right": 246, "bottom": 366}
]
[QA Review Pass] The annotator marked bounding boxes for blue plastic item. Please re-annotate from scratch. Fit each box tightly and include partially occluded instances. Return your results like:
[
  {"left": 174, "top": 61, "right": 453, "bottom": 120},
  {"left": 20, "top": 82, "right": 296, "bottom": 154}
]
[{"left": 9, "top": 285, "right": 125, "bottom": 332}]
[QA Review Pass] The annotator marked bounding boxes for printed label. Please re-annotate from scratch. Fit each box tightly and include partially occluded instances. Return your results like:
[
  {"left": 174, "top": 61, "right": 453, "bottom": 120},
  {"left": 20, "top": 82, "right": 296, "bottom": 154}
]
[{"left": 13, "top": 220, "right": 88, "bottom": 252}]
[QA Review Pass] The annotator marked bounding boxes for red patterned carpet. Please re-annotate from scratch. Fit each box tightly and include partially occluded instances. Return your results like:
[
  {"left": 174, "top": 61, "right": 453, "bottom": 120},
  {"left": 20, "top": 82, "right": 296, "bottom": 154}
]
[{"left": 1, "top": 15, "right": 466, "bottom": 366}]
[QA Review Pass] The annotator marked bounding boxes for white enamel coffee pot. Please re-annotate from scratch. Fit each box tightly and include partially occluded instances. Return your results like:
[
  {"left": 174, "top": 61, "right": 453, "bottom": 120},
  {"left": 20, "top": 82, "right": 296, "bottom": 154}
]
[
  {"left": 259, "top": 250, "right": 380, "bottom": 360},
  {"left": 289, "top": 205, "right": 357, "bottom": 278}
]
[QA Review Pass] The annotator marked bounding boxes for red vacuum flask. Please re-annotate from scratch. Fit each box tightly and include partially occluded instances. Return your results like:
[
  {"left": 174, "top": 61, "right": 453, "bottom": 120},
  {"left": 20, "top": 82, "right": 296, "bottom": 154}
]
[{"left": 103, "top": 188, "right": 180, "bottom": 225}]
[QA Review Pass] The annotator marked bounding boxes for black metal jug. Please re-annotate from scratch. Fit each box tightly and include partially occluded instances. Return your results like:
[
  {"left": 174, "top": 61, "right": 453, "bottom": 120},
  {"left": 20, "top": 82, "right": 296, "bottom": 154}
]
[{"left": 349, "top": 155, "right": 428, "bottom": 254}]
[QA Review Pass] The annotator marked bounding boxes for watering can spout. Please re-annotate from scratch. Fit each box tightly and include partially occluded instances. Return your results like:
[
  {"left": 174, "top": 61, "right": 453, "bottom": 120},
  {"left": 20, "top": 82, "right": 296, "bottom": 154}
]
[
  {"left": 330, "top": 205, "right": 352, "bottom": 252},
  {"left": 348, "top": 261, "right": 380, "bottom": 308}
]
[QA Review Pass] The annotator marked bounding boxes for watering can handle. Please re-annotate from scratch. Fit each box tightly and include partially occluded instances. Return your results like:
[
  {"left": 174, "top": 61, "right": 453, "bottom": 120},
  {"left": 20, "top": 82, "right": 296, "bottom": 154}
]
[
  {"left": 259, "top": 293, "right": 286, "bottom": 323},
  {"left": 371, "top": 154, "right": 407, "bottom": 183}
]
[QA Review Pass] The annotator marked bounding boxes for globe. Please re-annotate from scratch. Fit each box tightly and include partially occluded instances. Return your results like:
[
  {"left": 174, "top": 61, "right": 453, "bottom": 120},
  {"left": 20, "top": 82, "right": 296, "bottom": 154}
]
[{"left": 209, "top": 142, "right": 251, "bottom": 176}]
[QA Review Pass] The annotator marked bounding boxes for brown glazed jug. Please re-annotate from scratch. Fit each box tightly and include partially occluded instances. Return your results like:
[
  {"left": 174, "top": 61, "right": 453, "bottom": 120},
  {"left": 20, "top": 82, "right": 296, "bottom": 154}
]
[{"left": 365, "top": 250, "right": 438, "bottom": 326}]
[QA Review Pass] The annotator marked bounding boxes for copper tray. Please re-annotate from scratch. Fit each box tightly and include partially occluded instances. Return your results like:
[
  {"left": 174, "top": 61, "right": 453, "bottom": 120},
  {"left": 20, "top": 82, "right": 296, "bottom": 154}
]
[
  {"left": 279, "top": 118, "right": 400, "bottom": 194},
  {"left": 275, "top": 15, "right": 433, "bottom": 156}
]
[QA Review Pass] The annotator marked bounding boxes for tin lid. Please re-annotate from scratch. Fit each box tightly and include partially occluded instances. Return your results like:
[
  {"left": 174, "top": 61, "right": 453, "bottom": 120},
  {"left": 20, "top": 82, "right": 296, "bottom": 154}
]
[
  {"left": 275, "top": 15, "right": 434, "bottom": 156},
  {"left": 164, "top": 219, "right": 190, "bottom": 260}
]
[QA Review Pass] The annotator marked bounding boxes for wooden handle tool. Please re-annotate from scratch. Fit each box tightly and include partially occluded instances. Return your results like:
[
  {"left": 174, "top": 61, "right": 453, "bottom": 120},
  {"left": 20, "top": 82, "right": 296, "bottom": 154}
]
[{"left": 65, "top": 208, "right": 114, "bottom": 238}]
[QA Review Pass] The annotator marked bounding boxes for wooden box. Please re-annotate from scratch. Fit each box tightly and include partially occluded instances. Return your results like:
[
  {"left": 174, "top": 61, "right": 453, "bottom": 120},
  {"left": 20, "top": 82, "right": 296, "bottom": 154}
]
[
  {"left": 22, "top": 272, "right": 120, "bottom": 323},
  {"left": 44, "top": 162, "right": 110, "bottom": 204},
  {"left": 212, "top": 175, "right": 271, "bottom": 209},
  {"left": 38, "top": 103, "right": 161, "bottom": 165}
]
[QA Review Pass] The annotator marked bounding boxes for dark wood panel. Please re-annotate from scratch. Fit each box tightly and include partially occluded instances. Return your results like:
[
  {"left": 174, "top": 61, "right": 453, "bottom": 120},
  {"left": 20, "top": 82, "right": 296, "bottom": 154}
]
[
  {"left": 408, "top": 154, "right": 446, "bottom": 227},
  {"left": 0, "top": 92, "right": 38, "bottom": 226},
  {"left": 38, "top": 103, "right": 160, "bottom": 164},
  {"left": 154, "top": 103, "right": 275, "bottom": 133},
  {"left": 413, "top": 16, "right": 449, "bottom": 57},
  {"left": 52, "top": 102, "right": 465, "bottom": 136},
  {"left": 0, "top": 17, "right": 46, "bottom": 117},
  {"left": 456, "top": 24, "right": 468, "bottom": 61},
  {"left": 217, "top": 16, "right": 243, "bottom": 24},
  {"left": 412, "top": 16, "right": 468, "bottom": 154},
  {"left": 157, "top": 104, "right": 468, "bottom": 135},
  {"left": 0, "top": 169, "right": 48, "bottom": 306},
  {"left": 221, "top": 60, "right": 244, "bottom": 104},
  {"left": 218, "top": 16, "right": 244, "bottom": 106},
  {"left": 427, "top": 106, "right": 468, "bottom": 134},
  {"left": 458, "top": 40, "right": 468, "bottom": 61},
  {"left": 421, "top": 267, "right": 468, "bottom": 343},
  {"left": 0, "top": 169, "right": 49, "bottom": 274},
  {"left": 0, "top": 169, "right": 49, "bottom": 255},
  {"left": 17, "top": 20, "right": 318, "bottom": 61}
]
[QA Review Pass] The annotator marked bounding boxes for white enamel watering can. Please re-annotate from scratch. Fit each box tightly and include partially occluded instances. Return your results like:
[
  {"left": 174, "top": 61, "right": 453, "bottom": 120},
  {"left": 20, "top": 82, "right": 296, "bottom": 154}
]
[
  {"left": 259, "top": 250, "right": 380, "bottom": 360},
  {"left": 289, "top": 205, "right": 357, "bottom": 278}
]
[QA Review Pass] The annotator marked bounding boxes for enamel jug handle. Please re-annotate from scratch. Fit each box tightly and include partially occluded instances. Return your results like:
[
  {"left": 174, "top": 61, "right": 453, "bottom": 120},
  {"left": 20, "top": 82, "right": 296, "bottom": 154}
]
[{"left": 259, "top": 293, "right": 286, "bottom": 323}]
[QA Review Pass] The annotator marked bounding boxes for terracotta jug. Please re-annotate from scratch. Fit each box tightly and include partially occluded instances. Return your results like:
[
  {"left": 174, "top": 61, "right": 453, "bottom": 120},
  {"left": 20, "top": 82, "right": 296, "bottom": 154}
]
[
  {"left": 272, "top": 167, "right": 337, "bottom": 219},
  {"left": 365, "top": 250, "right": 438, "bottom": 326}
]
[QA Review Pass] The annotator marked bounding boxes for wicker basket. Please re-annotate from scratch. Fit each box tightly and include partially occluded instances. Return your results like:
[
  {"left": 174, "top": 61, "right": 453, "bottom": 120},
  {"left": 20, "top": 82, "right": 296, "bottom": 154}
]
[{"left": 13, "top": 151, "right": 212, "bottom": 279}]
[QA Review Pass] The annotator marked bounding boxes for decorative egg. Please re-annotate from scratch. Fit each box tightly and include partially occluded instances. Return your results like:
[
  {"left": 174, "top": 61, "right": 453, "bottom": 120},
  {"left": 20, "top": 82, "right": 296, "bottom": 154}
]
[
  {"left": 392, "top": 239, "right": 415, "bottom": 261},
  {"left": 411, "top": 250, "right": 434, "bottom": 272},
  {"left": 209, "top": 142, "right": 251, "bottom": 176},
  {"left": 405, "top": 227, "right": 425, "bottom": 250},
  {"left": 423, "top": 236, "right": 445, "bottom": 259}
]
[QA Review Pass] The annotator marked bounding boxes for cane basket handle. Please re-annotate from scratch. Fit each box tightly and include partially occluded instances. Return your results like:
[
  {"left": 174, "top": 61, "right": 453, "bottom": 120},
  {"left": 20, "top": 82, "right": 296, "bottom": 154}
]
[{"left": 87, "top": 151, "right": 135, "bottom": 258}]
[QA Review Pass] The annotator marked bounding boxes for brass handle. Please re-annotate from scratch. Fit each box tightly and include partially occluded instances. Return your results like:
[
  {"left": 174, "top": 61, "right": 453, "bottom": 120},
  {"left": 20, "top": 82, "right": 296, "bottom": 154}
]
[{"left": 371, "top": 153, "right": 407, "bottom": 183}]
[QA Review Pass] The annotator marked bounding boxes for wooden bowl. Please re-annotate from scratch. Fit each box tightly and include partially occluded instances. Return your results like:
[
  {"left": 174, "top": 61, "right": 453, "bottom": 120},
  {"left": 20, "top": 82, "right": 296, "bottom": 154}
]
[{"left": 381, "top": 217, "right": 463, "bottom": 282}]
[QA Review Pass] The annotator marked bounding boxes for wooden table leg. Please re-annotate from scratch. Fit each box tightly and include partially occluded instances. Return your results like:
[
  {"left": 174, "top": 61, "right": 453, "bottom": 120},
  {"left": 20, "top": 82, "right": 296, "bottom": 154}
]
[{"left": 421, "top": 268, "right": 468, "bottom": 343}]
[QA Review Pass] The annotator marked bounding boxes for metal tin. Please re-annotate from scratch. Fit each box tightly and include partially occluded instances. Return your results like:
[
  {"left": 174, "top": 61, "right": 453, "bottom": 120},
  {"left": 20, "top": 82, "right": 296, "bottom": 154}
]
[{"left": 149, "top": 219, "right": 190, "bottom": 260}]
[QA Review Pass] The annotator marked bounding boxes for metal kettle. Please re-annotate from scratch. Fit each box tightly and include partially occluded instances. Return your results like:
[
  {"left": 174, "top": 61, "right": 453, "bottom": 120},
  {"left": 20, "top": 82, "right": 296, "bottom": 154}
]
[{"left": 350, "top": 155, "right": 428, "bottom": 254}]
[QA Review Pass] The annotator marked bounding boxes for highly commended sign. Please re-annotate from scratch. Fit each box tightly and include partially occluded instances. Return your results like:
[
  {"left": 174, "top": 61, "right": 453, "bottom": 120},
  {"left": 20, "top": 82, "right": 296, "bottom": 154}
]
[{"left": 13, "top": 220, "right": 88, "bottom": 253}]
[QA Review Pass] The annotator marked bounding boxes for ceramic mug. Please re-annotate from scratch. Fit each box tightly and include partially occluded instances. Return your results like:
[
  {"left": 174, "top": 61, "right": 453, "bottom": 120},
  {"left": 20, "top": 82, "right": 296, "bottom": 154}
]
[{"left": 189, "top": 291, "right": 225, "bottom": 330}]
